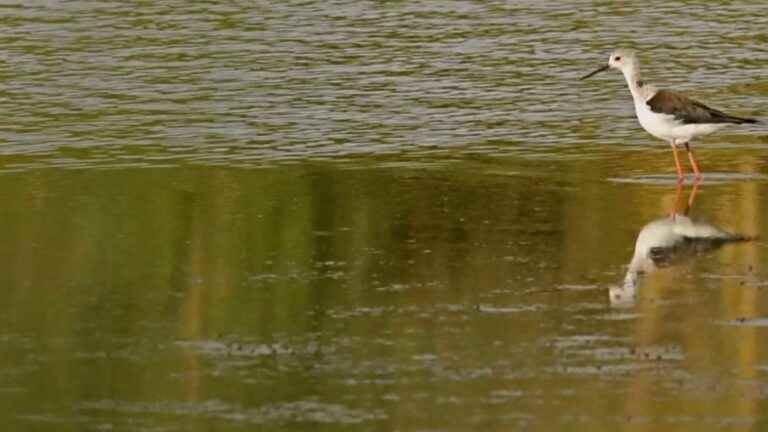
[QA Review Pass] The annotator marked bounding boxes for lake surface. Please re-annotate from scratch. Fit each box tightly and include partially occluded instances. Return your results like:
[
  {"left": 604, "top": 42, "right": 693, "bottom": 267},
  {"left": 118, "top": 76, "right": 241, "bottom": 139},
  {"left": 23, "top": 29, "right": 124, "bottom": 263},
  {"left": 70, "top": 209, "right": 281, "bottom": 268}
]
[{"left": 1, "top": 1, "right": 768, "bottom": 431}]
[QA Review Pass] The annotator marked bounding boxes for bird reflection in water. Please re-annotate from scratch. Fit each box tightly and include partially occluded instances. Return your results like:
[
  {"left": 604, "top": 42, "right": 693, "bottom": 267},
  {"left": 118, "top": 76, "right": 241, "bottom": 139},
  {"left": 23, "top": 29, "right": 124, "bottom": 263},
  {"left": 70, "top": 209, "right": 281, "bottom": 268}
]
[{"left": 611, "top": 182, "right": 753, "bottom": 306}]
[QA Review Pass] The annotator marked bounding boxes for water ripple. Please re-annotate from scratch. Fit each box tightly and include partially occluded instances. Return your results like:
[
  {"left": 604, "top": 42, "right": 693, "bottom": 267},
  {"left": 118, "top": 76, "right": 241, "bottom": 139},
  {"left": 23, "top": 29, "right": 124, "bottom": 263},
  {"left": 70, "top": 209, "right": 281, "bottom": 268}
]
[{"left": 0, "top": 1, "right": 765, "bottom": 169}]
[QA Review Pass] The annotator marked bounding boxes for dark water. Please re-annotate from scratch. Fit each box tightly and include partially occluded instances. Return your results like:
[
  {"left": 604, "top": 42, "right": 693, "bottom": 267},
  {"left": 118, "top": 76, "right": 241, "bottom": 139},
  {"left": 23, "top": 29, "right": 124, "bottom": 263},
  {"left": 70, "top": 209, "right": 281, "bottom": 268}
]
[{"left": 2, "top": 1, "right": 768, "bottom": 431}]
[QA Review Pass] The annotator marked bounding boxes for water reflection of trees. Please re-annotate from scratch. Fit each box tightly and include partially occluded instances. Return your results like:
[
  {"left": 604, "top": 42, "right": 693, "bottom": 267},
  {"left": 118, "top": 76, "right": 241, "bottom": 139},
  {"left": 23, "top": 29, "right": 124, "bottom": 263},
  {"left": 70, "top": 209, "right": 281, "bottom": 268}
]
[{"left": 2, "top": 156, "right": 766, "bottom": 427}]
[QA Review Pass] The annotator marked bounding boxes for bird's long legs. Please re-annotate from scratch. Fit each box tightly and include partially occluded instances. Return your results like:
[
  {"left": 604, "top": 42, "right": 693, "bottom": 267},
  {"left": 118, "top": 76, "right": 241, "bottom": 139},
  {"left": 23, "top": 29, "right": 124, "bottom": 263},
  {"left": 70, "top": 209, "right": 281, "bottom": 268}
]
[
  {"left": 670, "top": 140, "right": 684, "bottom": 182},
  {"left": 670, "top": 140, "right": 703, "bottom": 182},
  {"left": 683, "top": 142, "right": 702, "bottom": 180}
]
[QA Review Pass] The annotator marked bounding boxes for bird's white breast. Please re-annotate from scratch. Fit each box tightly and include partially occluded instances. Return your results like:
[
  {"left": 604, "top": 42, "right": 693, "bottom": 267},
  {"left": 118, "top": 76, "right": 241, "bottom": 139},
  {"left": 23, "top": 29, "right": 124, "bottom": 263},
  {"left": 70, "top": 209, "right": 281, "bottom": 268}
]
[{"left": 634, "top": 98, "right": 678, "bottom": 141}]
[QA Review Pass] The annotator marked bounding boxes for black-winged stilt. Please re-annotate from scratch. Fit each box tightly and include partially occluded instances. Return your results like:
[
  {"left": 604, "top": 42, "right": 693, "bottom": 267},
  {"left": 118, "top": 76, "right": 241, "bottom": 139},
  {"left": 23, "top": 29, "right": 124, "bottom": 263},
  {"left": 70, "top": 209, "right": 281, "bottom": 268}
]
[{"left": 581, "top": 49, "right": 759, "bottom": 182}]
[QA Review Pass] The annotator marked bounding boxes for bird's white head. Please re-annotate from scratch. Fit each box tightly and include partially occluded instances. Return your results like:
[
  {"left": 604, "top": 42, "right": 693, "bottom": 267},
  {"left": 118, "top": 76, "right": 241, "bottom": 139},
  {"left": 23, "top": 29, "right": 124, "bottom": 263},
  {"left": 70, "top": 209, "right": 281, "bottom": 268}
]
[
  {"left": 580, "top": 48, "right": 639, "bottom": 80},
  {"left": 607, "top": 49, "right": 638, "bottom": 74}
]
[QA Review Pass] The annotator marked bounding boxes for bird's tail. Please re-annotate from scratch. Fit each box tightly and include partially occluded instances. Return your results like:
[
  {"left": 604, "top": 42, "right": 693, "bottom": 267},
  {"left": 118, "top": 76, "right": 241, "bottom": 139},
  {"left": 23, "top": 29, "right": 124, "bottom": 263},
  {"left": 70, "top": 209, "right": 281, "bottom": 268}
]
[{"left": 725, "top": 115, "right": 759, "bottom": 124}]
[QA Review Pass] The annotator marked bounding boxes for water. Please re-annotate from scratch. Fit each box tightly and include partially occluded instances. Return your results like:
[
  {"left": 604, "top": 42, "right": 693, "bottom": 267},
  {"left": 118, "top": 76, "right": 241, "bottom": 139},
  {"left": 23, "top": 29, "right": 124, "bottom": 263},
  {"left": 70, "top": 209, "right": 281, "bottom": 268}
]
[{"left": 1, "top": 1, "right": 768, "bottom": 431}]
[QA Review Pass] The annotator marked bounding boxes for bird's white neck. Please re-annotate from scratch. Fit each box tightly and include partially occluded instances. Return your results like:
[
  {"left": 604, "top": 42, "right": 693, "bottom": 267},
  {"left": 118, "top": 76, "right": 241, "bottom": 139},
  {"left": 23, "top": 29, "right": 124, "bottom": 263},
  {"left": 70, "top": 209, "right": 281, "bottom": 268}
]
[{"left": 620, "top": 66, "right": 645, "bottom": 102}]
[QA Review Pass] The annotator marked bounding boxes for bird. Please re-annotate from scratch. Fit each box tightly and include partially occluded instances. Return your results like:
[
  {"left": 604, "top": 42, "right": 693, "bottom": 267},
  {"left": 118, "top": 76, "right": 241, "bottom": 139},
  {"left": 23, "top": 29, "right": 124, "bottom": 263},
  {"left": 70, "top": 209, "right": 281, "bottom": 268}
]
[{"left": 581, "top": 49, "right": 758, "bottom": 182}]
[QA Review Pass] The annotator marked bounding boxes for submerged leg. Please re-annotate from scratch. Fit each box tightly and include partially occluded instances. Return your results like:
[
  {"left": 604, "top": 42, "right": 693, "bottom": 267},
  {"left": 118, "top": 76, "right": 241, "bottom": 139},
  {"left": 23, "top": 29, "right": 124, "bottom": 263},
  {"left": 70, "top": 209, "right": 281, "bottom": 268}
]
[
  {"left": 685, "top": 179, "right": 700, "bottom": 215},
  {"left": 683, "top": 142, "right": 702, "bottom": 180},
  {"left": 670, "top": 140, "right": 684, "bottom": 182},
  {"left": 670, "top": 178, "right": 700, "bottom": 219},
  {"left": 670, "top": 181, "right": 684, "bottom": 218}
]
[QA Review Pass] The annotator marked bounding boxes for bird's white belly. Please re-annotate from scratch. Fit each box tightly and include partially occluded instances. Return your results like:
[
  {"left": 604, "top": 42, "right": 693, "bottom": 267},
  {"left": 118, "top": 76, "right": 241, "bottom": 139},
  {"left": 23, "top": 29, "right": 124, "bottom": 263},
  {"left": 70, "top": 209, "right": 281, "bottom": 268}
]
[{"left": 634, "top": 100, "right": 678, "bottom": 141}]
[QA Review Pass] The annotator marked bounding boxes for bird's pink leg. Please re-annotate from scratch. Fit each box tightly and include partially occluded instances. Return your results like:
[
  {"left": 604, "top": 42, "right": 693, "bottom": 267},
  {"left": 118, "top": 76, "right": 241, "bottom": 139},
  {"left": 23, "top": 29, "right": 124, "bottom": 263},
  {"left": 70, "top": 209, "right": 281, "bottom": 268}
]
[
  {"left": 670, "top": 140, "right": 685, "bottom": 183},
  {"left": 684, "top": 142, "right": 702, "bottom": 181}
]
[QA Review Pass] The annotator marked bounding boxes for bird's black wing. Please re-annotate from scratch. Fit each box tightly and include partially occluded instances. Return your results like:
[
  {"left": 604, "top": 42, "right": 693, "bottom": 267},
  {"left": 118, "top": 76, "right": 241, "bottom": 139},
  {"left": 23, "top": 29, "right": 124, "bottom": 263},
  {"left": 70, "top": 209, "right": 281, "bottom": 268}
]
[{"left": 646, "top": 90, "right": 757, "bottom": 124}]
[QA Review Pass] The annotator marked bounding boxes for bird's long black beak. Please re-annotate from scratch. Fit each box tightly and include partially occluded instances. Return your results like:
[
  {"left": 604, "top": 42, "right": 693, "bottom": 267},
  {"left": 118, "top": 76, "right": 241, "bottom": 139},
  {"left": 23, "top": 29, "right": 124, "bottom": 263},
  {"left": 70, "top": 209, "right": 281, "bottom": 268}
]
[{"left": 580, "top": 64, "right": 609, "bottom": 80}]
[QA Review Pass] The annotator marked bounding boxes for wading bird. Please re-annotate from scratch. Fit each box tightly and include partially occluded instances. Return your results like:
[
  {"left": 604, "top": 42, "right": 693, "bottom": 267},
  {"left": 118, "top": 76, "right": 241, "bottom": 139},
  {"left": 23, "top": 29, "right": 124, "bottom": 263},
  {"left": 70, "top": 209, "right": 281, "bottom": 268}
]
[{"left": 581, "top": 49, "right": 758, "bottom": 182}]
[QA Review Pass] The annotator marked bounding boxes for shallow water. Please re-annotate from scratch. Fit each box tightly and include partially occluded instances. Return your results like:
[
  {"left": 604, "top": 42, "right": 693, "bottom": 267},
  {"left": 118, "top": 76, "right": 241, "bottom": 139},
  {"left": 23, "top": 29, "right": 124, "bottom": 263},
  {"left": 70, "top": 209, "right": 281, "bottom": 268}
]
[{"left": 1, "top": 1, "right": 768, "bottom": 431}]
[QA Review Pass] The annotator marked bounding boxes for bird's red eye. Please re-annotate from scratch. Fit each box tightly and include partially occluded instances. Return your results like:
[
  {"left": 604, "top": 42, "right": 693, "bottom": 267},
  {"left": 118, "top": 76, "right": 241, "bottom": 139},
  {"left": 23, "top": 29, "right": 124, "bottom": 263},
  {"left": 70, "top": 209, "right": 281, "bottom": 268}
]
[{"left": 614, "top": 56, "right": 621, "bottom": 61}]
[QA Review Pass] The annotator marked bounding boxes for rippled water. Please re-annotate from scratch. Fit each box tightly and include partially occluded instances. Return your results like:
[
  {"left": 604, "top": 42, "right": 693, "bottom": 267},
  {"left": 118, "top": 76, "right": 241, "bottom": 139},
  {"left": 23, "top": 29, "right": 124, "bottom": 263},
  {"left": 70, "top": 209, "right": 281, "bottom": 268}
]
[
  {"left": 2, "top": 0, "right": 766, "bottom": 169},
  {"left": 1, "top": 1, "right": 768, "bottom": 431}
]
